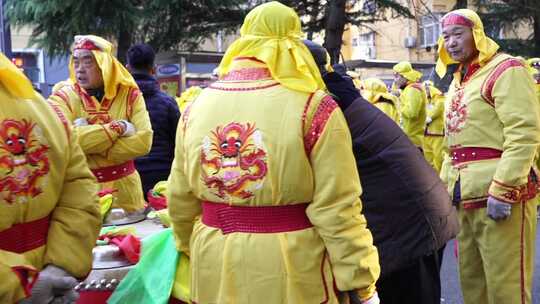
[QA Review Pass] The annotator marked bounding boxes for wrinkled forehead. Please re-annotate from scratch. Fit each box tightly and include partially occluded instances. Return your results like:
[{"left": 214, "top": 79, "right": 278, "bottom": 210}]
[
  {"left": 72, "top": 49, "right": 95, "bottom": 60},
  {"left": 442, "top": 24, "right": 472, "bottom": 35}
]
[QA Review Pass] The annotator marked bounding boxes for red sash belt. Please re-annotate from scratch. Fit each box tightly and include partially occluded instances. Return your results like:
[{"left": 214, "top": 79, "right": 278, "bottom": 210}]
[
  {"left": 202, "top": 201, "right": 313, "bottom": 234},
  {"left": 462, "top": 200, "right": 487, "bottom": 210},
  {"left": 0, "top": 217, "right": 49, "bottom": 253},
  {"left": 450, "top": 147, "right": 502, "bottom": 166},
  {"left": 92, "top": 160, "right": 135, "bottom": 183}
]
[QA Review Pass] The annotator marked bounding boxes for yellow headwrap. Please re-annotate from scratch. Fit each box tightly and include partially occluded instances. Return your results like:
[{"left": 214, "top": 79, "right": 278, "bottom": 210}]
[
  {"left": 361, "top": 78, "right": 397, "bottom": 104},
  {"left": 218, "top": 1, "right": 325, "bottom": 93},
  {"left": 69, "top": 35, "right": 138, "bottom": 100},
  {"left": 393, "top": 61, "right": 422, "bottom": 82},
  {"left": 0, "top": 52, "right": 35, "bottom": 99},
  {"left": 436, "top": 9, "right": 499, "bottom": 78},
  {"left": 176, "top": 86, "right": 202, "bottom": 113}
]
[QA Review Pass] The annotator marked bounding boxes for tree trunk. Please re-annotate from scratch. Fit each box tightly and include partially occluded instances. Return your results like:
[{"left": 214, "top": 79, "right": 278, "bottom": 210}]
[
  {"left": 324, "top": 0, "right": 346, "bottom": 65},
  {"left": 534, "top": 15, "right": 540, "bottom": 56},
  {"left": 117, "top": 29, "right": 132, "bottom": 64}
]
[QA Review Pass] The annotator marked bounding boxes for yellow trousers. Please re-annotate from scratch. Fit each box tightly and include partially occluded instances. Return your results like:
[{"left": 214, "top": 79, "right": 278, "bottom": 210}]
[
  {"left": 457, "top": 197, "right": 537, "bottom": 304},
  {"left": 423, "top": 135, "right": 444, "bottom": 173}
]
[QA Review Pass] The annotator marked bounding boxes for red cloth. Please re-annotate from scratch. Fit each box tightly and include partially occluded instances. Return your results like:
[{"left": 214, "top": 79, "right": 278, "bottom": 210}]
[
  {"left": 98, "top": 234, "right": 141, "bottom": 264},
  {"left": 109, "top": 235, "right": 141, "bottom": 264},
  {"left": 147, "top": 190, "right": 167, "bottom": 210}
]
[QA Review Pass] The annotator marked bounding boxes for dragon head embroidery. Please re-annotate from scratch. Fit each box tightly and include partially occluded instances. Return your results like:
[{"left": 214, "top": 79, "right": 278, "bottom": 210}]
[
  {"left": 446, "top": 88, "right": 468, "bottom": 135},
  {"left": 0, "top": 119, "right": 49, "bottom": 204},
  {"left": 201, "top": 122, "right": 267, "bottom": 200}
]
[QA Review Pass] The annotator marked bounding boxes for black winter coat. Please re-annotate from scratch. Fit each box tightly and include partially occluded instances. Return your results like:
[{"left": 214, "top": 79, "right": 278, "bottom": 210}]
[
  {"left": 343, "top": 97, "right": 459, "bottom": 277},
  {"left": 133, "top": 73, "right": 180, "bottom": 174}
]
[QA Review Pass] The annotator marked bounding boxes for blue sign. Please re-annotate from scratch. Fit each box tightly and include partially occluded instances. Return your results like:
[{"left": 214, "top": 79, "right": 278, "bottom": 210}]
[{"left": 157, "top": 64, "right": 180, "bottom": 76}]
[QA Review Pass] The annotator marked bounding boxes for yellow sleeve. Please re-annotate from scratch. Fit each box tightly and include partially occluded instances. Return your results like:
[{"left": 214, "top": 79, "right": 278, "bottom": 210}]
[
  {"left": 375, "top": 102, "right": 399, "bottom": 124},
  {"left": 305, "top": 99, "right": 380, "bottom": 299},
  {"left": 400, "top": 87, "right": 423, "bottom": 119},
  {"left": 101, "top": 94, "right": 153, "bottom": 163},
  {"left": 0, "top": 250, "right": 38, "bottom": 303},
  {"left": 48, "top": 91, "right": 121, "bottom": 154},
  {"left": 43, "top": 129, "right": 101, "bottom": 278},
  {"left": 488, "top": 66, "right": 540, "bottom": 202},
  {"left": 167, "top": 113, "right": 200, "bottom": 255},
  {"left": 74, "top": 124, "right": 122, "bottom": 154},
  {"left": 428, "top": 96, "right": 445, "bottom": 120}
]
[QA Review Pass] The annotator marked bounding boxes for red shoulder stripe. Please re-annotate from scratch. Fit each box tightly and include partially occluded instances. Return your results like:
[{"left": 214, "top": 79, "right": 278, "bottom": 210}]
[
  {"left": 127, "top": 88, "right": 141, "bottom": 119},
  {"left": 47, "top": 101, "right": 71, "bottom": 140},
  {"left": 52, "top": 90, "right": 73, "bottom": 113},
  {"left": 304, "top": 96, "right": 338, "bottom": 156},
  {"left": 409, "top": 83, "right": 424, "bottom": 91},
  {"left": 481, "top": 58, "right": 524, "bottom": 107}
]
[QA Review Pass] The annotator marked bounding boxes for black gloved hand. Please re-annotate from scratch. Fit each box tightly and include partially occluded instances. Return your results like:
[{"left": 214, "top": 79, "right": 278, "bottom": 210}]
[{"left": 322, "top": 72, "right": 360, "bottom": 111}]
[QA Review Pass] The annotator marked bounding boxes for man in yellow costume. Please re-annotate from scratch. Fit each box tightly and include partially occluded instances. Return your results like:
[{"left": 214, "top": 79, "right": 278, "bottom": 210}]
[
  {"left": 0, "top": 53, "right": 100, "bottom": 303},
  {"left": 167, "top": 2, "right": 380, "bottom": 304},
  {"left": 361, "top": 77, "right": 400, "bottom": 123},
  {"left": 49, "top": 35, "right": 152, "bottom": 213},
  {"left": 423, "top": 81, "right": 446, "bottom": 173},
  {"left": 393, "top": 61, "right": 427, "bottom": 150},
  {"left": 437, "top": 9, "right": 540, "bottom": 304}
]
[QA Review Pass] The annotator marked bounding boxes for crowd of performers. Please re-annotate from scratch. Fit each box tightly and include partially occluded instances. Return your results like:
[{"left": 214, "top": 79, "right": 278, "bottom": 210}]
[{"left": 1, "top": 1, "right": 540, "bottom": 304}]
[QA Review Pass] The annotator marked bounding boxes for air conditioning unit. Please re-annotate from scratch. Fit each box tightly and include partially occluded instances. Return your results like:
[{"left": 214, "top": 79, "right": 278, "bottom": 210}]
[{"left": 404, "top": 36, "right": 417, "bottom": 48}]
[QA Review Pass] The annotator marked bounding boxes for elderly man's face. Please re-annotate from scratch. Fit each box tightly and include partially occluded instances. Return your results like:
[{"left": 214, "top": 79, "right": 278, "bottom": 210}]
[
  {"left": 442, "top": 24, "right": 478, "bottom": 65},
  {"left": 73, "top": 49, "right": 104, "bottom": 90},
  {"left": 393, "top": 73, "right": 408, "bottom": 89}
]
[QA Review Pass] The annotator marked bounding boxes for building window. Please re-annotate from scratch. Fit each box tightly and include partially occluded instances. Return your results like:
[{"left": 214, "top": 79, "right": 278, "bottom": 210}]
[
  {"left": 419, "top": 14, "right": 443, "bottom": 47},
  {"left": 352, "top": 38, "right": 359, "bottom": 47},
  {"left": 354, "top": 32, "right": 376, "bottom": 59},
  {"left": 11, "top": 50, "right": 43, "bottom": 84}
]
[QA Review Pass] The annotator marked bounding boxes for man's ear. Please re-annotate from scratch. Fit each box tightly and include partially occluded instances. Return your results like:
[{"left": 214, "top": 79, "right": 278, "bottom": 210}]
[{"left": 150, "top": 66, "right": 156, "bottom": 76}]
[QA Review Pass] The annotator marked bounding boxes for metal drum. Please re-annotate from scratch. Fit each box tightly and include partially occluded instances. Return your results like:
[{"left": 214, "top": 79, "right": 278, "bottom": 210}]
[{"left": 76, "top": 215, "right": 166, "bottom": 304}]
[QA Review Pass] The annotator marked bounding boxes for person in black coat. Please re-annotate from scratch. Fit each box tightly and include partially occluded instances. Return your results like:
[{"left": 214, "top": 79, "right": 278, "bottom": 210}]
[
  {"left": 127, "top": 43, "right": 180, "bottom": 196},
  {"left": 305, "top": 40, "right": 459, "bottom": 304}
]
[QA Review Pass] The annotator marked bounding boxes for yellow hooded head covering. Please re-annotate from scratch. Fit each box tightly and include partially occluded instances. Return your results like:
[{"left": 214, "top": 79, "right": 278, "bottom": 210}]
[
  {"left": 176, "top": 86, "right": 203, "bottom": 113},
  {"left": 69, "top": 35, "right": 138, "bottom": 100},
  {"left": 361, "top": 78, "right": 397, "bottom": 104},
  {"left": 436, "top": 9, "right": 500, "bottom": 78},
  {"left": 0, "top": 52, "right": 35, "bottom": 99},
  {"left": 393, "top": 61, "right": 422, "bottom": 82},
  {"left": 218, "top": 1, "right": 325, "bottom": 93}
]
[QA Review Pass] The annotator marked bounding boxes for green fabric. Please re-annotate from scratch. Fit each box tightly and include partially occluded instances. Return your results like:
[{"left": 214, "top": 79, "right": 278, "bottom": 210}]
[{"left": 107, "top": 228, "right": 180, "bottom": 304}]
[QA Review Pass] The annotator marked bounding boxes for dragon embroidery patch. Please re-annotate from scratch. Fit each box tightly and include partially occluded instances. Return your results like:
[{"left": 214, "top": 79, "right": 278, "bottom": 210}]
[
  {"left": 446, "top": 88, "right": 468, "bottom": 134},
  {"left": 201, "top": 122, "right": 267, "bottom": 200},
  {"left": 0, "top": 119, "right": 49, "bottom": 204}
]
